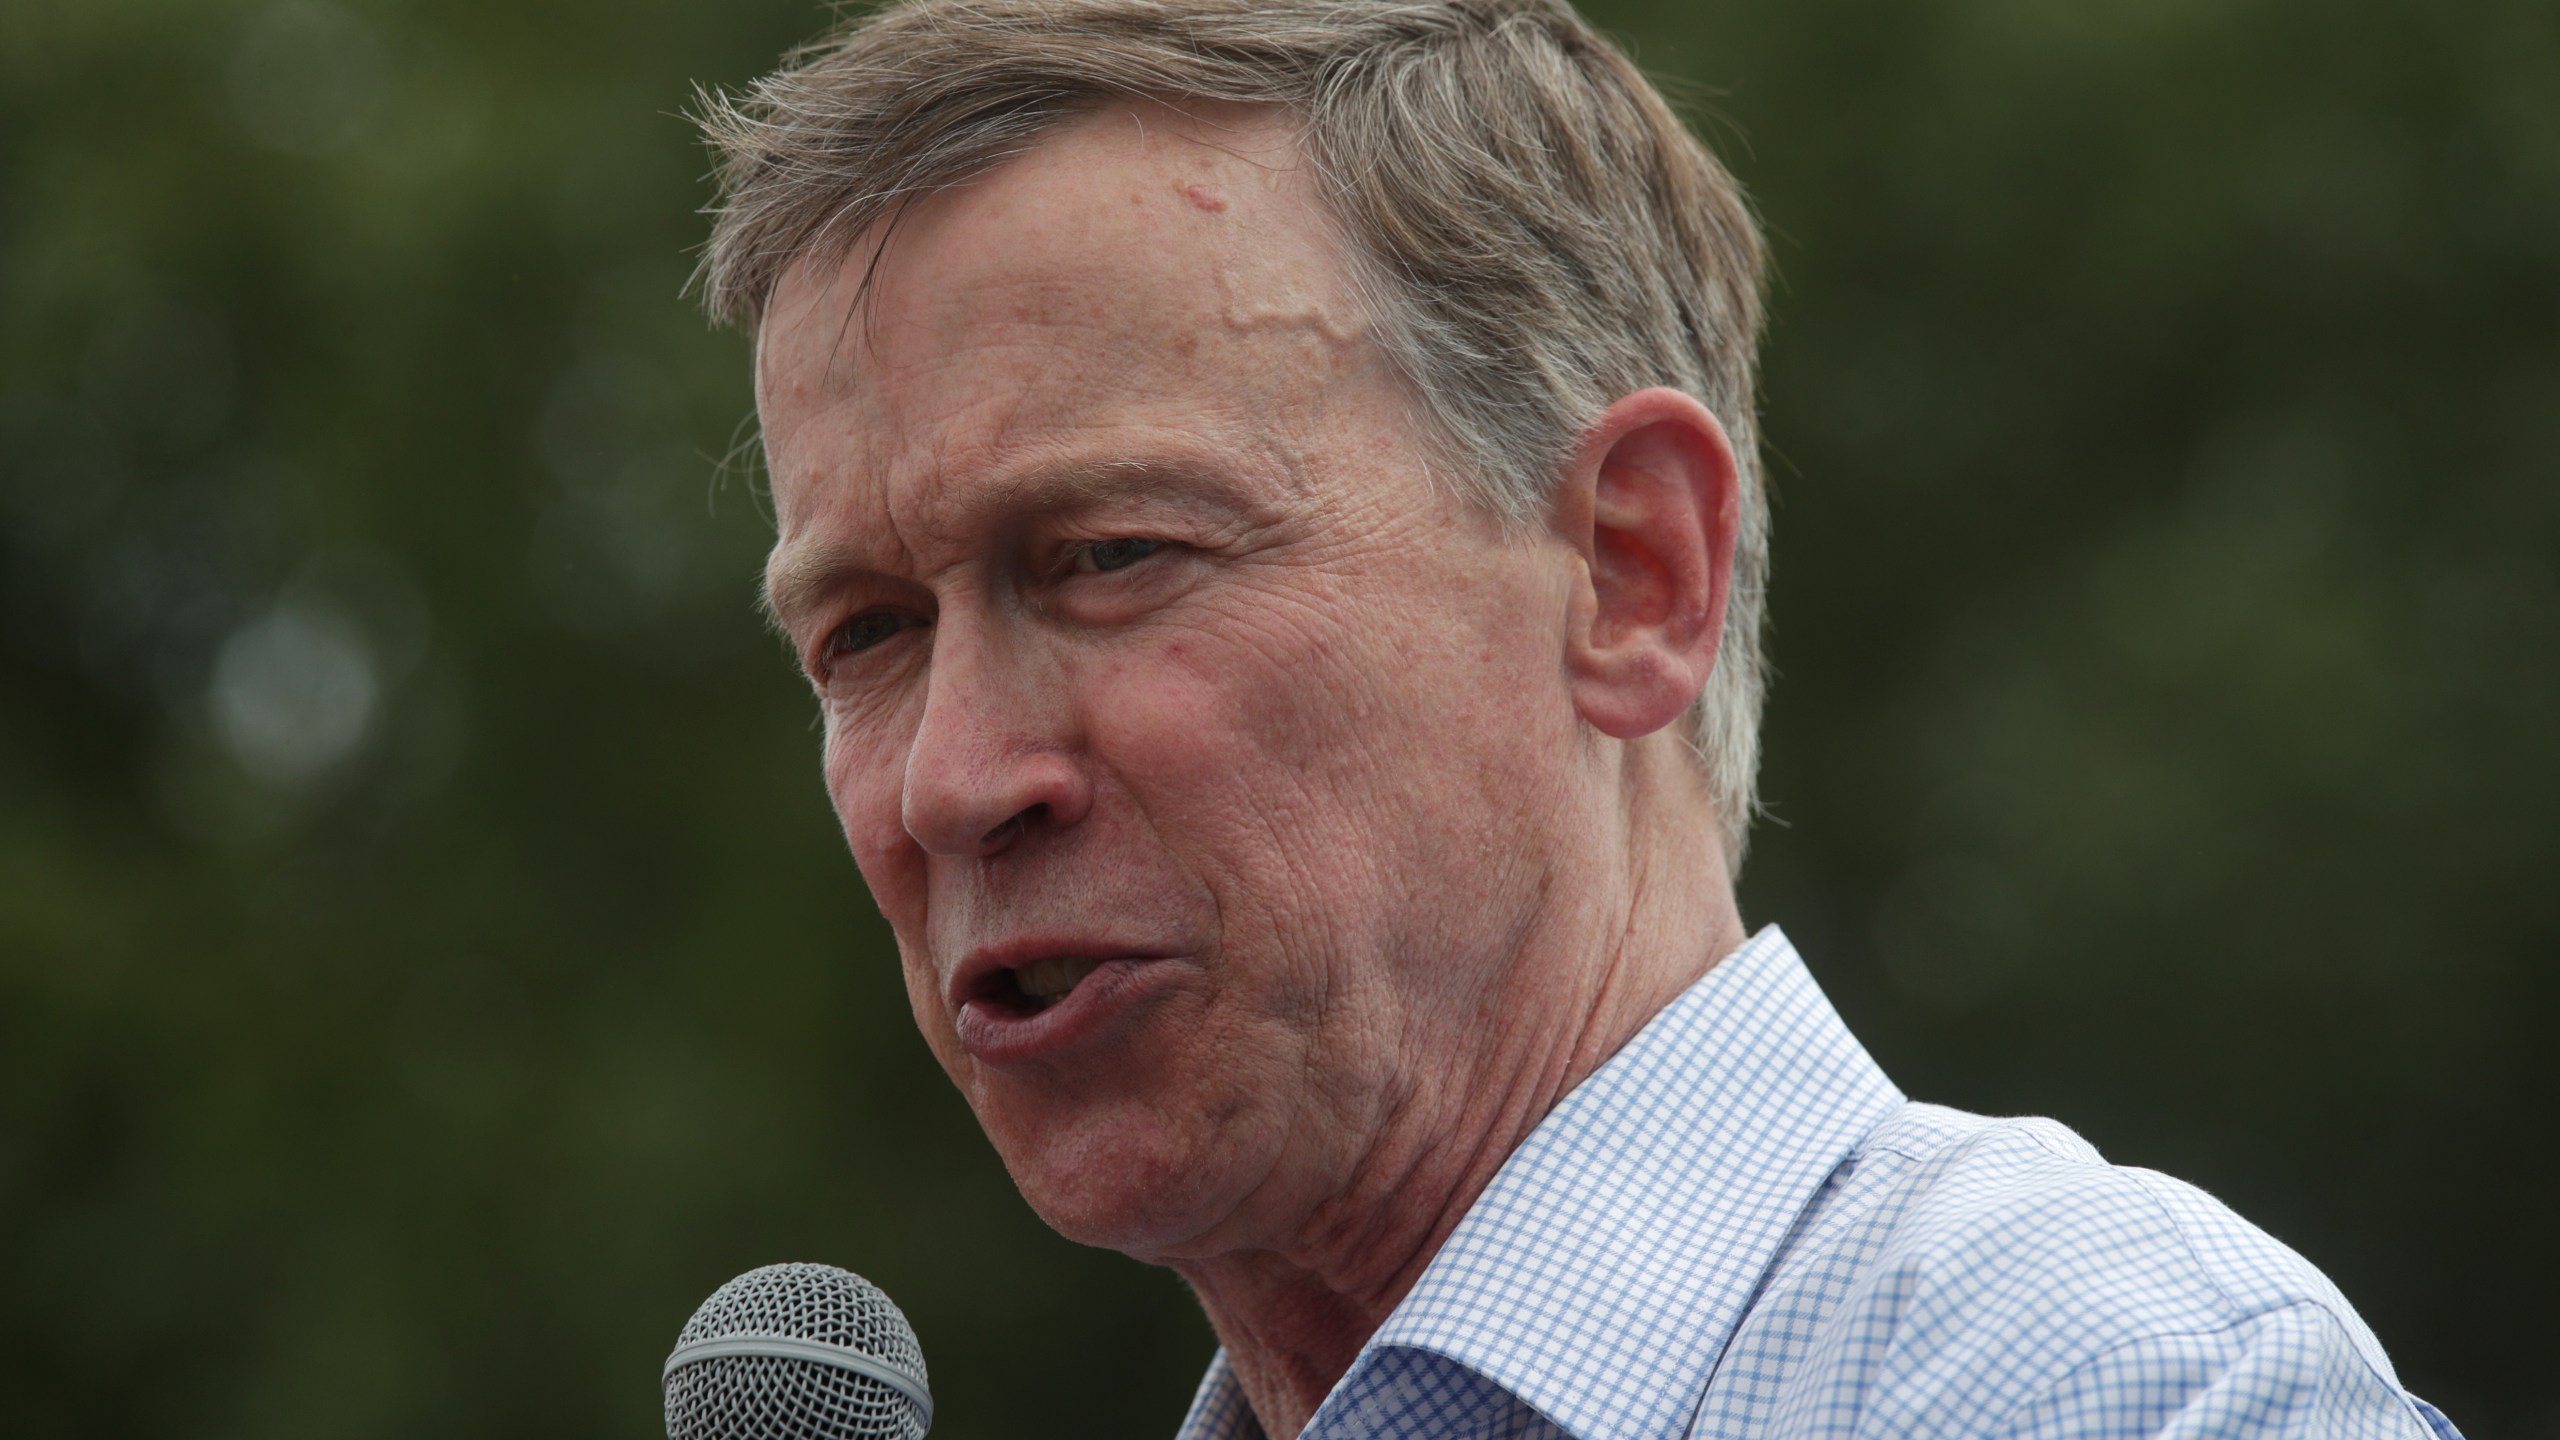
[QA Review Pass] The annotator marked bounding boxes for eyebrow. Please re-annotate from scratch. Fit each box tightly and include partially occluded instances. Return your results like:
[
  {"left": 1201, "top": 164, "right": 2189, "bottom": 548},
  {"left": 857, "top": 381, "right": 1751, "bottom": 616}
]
[
  {"left": 760, "top": 534, "right": 865, "bottom": 640},
  {"left": 759, "top": 457, "right": 1251, "bottom": 637}
]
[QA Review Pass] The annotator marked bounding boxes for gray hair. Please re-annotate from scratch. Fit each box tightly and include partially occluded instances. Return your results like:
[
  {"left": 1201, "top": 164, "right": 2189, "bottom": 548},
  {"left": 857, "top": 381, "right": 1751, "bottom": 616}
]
[{"left": 697, "top": 0, "right": 1773, "bottom": 866}]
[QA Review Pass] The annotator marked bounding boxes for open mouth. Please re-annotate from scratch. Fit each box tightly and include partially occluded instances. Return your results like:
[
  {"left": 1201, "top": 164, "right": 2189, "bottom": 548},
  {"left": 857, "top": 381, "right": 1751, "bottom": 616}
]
[
  {"left": 950, "top": 949, "right": 1177, "bottom": 1062},
  {"left": 984, "top": 956, "right": 1105, "bottom": 1015}
]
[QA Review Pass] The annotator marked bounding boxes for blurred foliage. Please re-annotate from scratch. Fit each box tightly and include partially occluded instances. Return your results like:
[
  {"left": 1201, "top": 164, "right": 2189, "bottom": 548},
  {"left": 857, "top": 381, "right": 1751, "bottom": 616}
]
[{"left": 0, "top": 0, "right": 2551, "bottom": 1435}]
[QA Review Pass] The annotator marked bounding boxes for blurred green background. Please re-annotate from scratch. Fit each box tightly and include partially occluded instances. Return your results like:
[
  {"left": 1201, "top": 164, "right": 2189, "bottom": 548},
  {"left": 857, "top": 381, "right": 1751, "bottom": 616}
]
[{"left": 3, "top": 0, "right": 2552, "bottom": 1434}]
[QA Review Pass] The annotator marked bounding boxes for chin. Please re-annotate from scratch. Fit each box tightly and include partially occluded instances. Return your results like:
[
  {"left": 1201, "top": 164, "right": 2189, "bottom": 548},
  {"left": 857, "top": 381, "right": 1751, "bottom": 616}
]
[{"left": 984, "top": 1095, "right": 1267, "bottom": 1258}]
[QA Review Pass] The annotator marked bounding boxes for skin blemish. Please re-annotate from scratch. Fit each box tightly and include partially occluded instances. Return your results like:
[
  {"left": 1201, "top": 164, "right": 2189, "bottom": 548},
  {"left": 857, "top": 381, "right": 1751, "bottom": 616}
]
[
  {"left": 1185, "top": 184, "right": 1229, "bottom": 213},
  {"left": 1220, "top": 303, "right": 1363, "bottom": 350}
]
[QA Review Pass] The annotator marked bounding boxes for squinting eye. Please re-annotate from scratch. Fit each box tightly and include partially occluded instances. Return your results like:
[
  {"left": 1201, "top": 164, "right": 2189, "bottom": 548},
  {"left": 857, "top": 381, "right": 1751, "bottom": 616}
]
[
  {"left": 830, "top": 611, "right": 913, "bottom": 657},
  {"left": 1076, "top": 537, "right": 1162, "bottom": 574}
]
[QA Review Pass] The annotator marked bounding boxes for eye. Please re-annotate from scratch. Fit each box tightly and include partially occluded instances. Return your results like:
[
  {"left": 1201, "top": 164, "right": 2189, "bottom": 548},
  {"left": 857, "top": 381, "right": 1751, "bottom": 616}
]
[
  {"left": 825, "top": 611, "right": 916, "bottom": 661},
  {"left": 1072, "top": 537, "right": 1163, "bottom": 574}
]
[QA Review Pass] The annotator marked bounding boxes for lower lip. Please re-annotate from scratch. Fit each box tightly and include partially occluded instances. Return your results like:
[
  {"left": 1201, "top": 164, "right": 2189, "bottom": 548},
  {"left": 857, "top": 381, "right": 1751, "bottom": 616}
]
[{"left": 952, "top": 958, "right": 1175, "bottom": 1065}]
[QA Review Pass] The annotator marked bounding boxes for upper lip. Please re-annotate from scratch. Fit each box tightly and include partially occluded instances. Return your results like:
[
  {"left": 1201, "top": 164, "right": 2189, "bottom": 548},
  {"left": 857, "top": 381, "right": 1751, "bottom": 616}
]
[{"left": 948, "top": 936, "right": 1179, "bottom": 1010}]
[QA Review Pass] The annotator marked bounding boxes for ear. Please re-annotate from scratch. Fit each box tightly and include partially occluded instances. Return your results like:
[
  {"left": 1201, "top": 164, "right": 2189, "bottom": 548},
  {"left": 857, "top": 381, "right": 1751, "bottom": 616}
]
[{"left": 1554, "top": 388, "right": 1742, "bottom": 741}]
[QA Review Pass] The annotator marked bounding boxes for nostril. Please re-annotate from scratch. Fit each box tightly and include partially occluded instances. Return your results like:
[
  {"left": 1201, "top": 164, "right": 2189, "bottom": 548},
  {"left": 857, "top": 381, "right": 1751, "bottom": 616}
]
[
  {"left": 980, "top": 804, "right": 1044, "bottom": 851},
  {"left": 901, "top": 732, "right": 1088, "bottom": 856}
]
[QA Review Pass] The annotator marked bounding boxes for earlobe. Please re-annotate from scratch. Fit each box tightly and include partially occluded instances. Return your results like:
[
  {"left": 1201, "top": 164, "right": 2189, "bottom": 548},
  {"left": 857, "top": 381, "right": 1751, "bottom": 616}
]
[{"left": 1559, "top": 388, "right": 1741, "bottom": 742}]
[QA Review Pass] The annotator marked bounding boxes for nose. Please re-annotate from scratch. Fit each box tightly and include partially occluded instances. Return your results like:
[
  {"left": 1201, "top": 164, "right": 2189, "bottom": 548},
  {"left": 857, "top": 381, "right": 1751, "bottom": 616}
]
[{"left": 898, "top": 623, "right": 1091, "bottom": 858}]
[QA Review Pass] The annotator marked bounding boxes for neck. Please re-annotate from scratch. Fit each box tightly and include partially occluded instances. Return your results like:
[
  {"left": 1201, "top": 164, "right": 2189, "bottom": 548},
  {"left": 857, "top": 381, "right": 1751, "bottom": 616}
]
[{"left": 1171, "top": 745, "right": 1747, "bottom": 1438}]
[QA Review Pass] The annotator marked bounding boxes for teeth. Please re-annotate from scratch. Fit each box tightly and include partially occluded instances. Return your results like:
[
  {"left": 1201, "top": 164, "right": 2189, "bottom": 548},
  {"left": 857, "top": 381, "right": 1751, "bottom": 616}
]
[{"left": 1015, "top": 957, "right": 1102, "bottom": 1002}]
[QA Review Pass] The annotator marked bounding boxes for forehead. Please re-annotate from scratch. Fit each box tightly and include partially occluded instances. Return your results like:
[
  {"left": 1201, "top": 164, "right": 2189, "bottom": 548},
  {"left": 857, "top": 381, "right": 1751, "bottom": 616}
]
[{"left": 755, "top": 102, "right": 1392, "bottom": 549}]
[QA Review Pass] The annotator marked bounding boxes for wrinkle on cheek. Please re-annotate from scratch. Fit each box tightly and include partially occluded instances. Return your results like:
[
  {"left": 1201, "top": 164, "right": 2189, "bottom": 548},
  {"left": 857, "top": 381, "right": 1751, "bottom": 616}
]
[
  {"left": 1098, "top": 619, "right": 1395, "bottom": 971},
  {"left": 823, "top": 717, "right": 920, "bottom": 902},
  {"left": 1224, "top": 589, "right": 1400, "bottom": 736},
  {"left": 903, "top": 950, "right": 973, "bottom": 1089}
]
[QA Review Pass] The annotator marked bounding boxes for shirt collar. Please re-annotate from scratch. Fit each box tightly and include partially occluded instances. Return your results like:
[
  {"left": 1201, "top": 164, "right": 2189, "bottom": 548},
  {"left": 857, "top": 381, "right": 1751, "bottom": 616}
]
[{"left": 1177, "top": 925, "right": 1905, "bottom": 1440}]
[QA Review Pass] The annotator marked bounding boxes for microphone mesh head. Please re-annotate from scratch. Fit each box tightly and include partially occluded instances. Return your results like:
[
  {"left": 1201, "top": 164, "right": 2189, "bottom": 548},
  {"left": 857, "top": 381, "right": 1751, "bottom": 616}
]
[{"left": 664, "top": 1263, "right": 931, "bottom": 1440}]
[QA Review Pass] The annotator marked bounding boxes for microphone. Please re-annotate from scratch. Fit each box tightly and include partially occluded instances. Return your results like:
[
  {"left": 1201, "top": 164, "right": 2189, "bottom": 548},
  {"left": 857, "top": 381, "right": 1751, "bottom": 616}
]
[{"left": 663, "top": 1262, "right": 934, "bottom": 1440}]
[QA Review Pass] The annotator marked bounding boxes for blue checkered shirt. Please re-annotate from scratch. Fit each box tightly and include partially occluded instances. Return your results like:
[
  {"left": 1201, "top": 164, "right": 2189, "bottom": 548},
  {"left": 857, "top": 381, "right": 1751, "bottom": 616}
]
[{"left": 1175, "top": 928, "right": 2460, "bottom": 1440}]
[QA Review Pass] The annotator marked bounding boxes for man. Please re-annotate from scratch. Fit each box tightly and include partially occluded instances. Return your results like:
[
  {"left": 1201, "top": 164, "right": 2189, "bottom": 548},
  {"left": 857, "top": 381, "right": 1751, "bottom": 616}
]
[{"left": 697, "top": 1, "right": 2460, "bottom": 1435}]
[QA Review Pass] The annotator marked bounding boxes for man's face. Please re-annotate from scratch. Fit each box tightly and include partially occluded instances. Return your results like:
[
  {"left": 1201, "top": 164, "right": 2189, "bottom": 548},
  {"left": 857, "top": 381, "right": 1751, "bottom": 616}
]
[{"left": 756, "top": 106, "right": 1597, "bottom": 1259}]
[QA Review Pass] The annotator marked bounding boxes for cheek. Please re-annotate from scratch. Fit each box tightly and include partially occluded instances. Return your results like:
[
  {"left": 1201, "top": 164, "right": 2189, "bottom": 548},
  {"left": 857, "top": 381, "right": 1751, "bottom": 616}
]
[
  {"left": 822, "top": 715, "right": 963, "bottom": 1066},
  {"left": 896, "top": 934, "right": 969, "bottom": 1079},
  {"left": 1084, "top": 622, "right": 1325, "bottom": 798},
  {"left": 1076, "top": 612, "right": 1409, "bottom": 921},
  {"left": 822, "top": 712, "right": 924, "bottom": 919},
  {"left": 1082, "top": 566, "right": 1571, "bottom": 928}
]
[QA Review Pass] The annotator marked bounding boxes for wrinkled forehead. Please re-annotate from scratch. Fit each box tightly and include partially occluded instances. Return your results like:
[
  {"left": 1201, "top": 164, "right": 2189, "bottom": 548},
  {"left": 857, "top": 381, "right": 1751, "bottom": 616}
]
[{"left": 752, "top": 101, "right": 1386, "bottom": 535}]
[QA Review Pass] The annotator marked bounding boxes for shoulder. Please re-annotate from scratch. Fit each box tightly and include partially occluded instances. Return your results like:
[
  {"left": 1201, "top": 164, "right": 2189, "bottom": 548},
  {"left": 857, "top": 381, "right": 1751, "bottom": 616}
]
[
  {"left": 1735, "top": 1104, "right": 2448, "bottom": 1439},
  {"left": 1857, "top": 1103, "right": 2354, "bottom": 1338}
]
